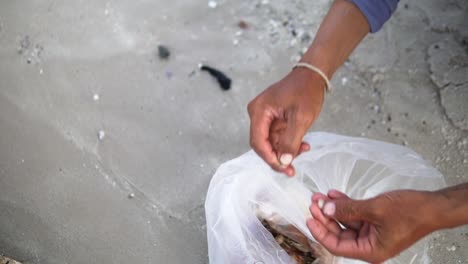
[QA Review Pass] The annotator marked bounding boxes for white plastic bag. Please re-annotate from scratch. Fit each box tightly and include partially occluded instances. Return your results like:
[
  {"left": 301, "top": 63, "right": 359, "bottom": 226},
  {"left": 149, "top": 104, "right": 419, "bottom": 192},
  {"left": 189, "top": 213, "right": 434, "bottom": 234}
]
[{"left": 205, "top": 132, "right": 445, "bottom": 264}]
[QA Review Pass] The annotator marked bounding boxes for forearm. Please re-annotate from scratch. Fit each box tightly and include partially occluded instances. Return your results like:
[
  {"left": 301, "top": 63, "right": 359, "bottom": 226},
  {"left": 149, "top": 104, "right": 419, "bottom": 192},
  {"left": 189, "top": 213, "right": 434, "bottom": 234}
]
[
  {"left": 431, "top": 183, "right": 468, "bottom": 230},
  {"left": 299, "top": 0, "right": 369, "bottom": 79}
]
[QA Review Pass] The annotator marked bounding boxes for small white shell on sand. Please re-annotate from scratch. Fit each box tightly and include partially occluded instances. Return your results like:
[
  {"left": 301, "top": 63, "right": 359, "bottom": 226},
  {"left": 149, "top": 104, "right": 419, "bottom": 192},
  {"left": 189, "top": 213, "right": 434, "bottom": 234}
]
[
  {"left": 446, "top": 245, "right": 457, "bottom": 251},
  {"left": 341, "top": 77, "right": 348, "bottom": 85},
  {"left": 98, "top": 130, "right": 105, "bottom": 141},
  {"left": 208, "top": 1, "right": 217, "bottom": 8}
]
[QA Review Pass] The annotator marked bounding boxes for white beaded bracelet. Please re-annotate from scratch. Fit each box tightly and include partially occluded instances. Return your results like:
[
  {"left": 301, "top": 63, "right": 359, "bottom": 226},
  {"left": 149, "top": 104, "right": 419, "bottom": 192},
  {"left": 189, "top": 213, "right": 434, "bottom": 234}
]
[{"left": 293, "top": 62, "right": 331, "bottom": 92}]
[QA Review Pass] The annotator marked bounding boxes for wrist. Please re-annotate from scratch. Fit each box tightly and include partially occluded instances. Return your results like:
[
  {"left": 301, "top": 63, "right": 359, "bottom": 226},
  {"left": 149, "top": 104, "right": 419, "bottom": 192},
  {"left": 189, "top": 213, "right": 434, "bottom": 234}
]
[
  {"left": 290, "top": 66, "right": 327, "bottom": 99},
  {"left": 417, "top": 191, "right": 445, "bottom": 233},
  {"left": 299, "top": 43, "right": 335, "bottom": 80},
  {"left": 430, "top": 184, "right": 468, "bottom": 230}
]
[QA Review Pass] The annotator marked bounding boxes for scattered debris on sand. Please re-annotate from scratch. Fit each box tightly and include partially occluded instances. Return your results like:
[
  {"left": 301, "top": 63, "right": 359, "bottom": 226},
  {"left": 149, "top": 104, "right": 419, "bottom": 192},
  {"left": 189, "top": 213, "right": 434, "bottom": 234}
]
[
  {"left": 200, "top": 65, "right": 232, "bottom": 90},
  {"left": 238, "top": 20, "right": 249, "bottom": 29},
  {"left": 158, "top": 45, "right": 171, "bottom": 60},
  {"left": 208, "top": 1, "right": 217, "bottom": 9},
  {"left": 98, "top": 130, "right": 106, "bottom": 141}
]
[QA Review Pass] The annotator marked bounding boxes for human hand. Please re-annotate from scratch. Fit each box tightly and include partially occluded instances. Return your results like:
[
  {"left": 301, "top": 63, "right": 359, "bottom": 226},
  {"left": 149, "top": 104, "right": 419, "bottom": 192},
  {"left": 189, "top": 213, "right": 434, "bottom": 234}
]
[
  {"left": 307, "top": 189, "right": 439, "bottom": 263},
  {"left": 247, "top": 68, "right": 325, "bottom": 176}
]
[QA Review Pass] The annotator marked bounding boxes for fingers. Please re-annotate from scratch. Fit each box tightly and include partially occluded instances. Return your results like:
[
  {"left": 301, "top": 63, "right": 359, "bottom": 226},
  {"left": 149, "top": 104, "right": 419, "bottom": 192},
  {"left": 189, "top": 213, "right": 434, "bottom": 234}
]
[
  {"left": 269, "top": 119, "right": 310, "bottom": 176},
  {"left": 283, "top": 165, "right": 295, "bottom": 177},
  {"left": 310, "top": 193, "right": 341, "bottom": 235},
  {"left": 327, "top": 189, "right": 347, "bottom": 199},
  {"left": 307, "top": 218, "right": 364, "bottom": 259},
  {"left": 310, "top": 192, "right": 379, "bottom": 262},
  {"left": 266, "top": 119, "right": 294, "bottom": 176},
  {"left": 312, "top": 193, "right": 362, "bottom": 237},
  {"left": 249, "top": 101, "right": 311, "bottom": 176},
  {"left": 326, "top": 190, "right": 363, "bottom": 230},
  {"left": 309, "top": 194, "right": 367, "bottom": 259},
  {"left": 249, "top": 106, "right": 297, "bottom": 176},
  {"left": 268, "top": 118, "right": 286, "bottom": 149},
  {"left": 249, "top": 107, "right": 285, "bottom": 172},
  {"left": 276, "top": 107, "right": 310, "bottom": 168},
  {"left": 298, "top": 142, "right": 310, "bottom": 155},
  {"left": 323, "top": 198, "right": 374, "bottom": 223},
  {"left": 312, "top": 192, "right": 326, "bottom": 203}
]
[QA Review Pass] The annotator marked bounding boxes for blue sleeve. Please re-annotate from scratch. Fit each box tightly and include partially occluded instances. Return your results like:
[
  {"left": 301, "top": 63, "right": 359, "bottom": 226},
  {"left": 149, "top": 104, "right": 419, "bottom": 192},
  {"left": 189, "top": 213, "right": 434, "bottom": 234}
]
[{"left": 350, "top": 0, "right": 399, "bottom": 33}]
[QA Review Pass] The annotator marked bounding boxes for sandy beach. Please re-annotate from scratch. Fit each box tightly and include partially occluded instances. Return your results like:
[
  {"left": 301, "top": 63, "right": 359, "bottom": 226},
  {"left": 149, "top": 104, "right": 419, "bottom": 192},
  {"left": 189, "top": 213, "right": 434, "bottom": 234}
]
[{"left": 0, "top": 0, "right": 466, "bottom": 263}]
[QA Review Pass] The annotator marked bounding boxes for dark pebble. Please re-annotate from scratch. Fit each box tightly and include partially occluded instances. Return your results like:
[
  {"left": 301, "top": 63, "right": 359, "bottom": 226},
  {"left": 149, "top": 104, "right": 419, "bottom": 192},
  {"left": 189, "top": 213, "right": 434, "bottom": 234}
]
[
  {"left": 18, "top": 35, "right": 31, "bottom": 55},
  {"left": 158, "top": 45, "right": 170, "bottom": 60},
  {"left": 238, "top": 20, "right": 249, "bottom": 29},
  {"left": 301, "top": 33, "right": 311, "bottom": 43}
]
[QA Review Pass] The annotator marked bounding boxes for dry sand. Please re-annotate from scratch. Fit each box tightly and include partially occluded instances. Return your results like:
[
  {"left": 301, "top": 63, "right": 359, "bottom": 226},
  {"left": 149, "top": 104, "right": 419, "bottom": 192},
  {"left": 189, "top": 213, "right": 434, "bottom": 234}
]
[{"left": 0, "top": 0, "right": 466, "bottom": 263}]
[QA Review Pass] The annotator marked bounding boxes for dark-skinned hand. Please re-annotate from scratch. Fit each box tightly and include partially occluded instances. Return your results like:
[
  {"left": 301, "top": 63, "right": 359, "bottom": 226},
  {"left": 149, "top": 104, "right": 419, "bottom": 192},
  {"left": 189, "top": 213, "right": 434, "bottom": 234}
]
[
  {"left": 307, "top": 189, "right": 441, "bottom": 263},
  {"left": 247, "top": 68, "right": 325, "bottom": 176}
]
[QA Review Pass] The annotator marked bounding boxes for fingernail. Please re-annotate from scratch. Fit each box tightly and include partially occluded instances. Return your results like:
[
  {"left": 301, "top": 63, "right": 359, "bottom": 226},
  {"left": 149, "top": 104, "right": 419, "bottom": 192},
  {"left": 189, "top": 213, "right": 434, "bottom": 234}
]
[
  {"left": 323, "top": 202, "right": 335, "bottom": 216},
  {"left": 317, "top": 199, "right": 324, "bottom": 209},
  {"left": 280, "top": 153, "right": 293, "bottom": 166}
]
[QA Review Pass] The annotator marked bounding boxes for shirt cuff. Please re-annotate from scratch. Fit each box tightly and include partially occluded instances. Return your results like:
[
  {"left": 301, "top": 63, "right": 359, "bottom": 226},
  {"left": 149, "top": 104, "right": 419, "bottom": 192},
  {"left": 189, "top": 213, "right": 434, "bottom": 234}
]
[{"left": 350, "top": 0, "right": 399, "bottom": 33}]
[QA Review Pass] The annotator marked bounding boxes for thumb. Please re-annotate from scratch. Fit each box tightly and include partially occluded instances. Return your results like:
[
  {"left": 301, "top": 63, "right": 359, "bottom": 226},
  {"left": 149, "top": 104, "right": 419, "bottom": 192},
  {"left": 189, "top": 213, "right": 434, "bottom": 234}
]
[
  {"left": 276, "top": 108, "right": 309, "bottom": 167},
  {"left": 322, "top": 198, "right": 374, "bottom": 223}
]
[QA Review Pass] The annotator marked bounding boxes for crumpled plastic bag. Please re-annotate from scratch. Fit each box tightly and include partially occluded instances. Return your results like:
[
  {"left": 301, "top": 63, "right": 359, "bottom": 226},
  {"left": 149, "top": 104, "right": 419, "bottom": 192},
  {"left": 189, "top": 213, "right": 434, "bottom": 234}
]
[{"left": 205, "top": 132, "right": 445, "bottom": 264}]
